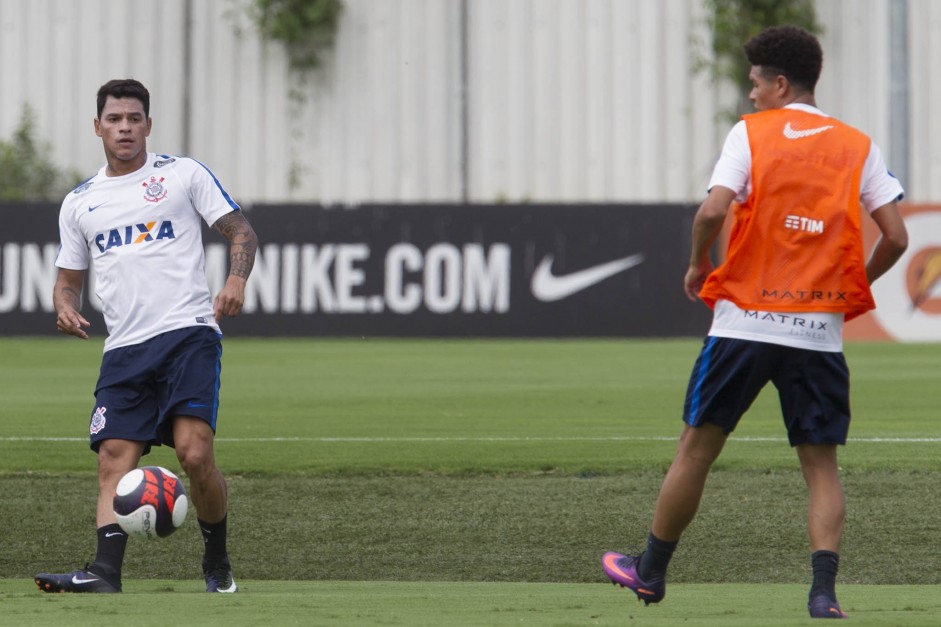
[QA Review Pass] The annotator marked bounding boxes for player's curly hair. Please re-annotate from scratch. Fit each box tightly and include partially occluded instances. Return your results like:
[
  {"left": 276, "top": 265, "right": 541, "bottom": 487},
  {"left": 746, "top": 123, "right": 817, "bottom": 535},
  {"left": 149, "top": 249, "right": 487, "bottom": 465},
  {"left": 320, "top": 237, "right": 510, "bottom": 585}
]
[
  {"left": 743, "top": 26, "right": 822, "bottom": 94},
  {"left": 96, "top": 79, "right": 151, "bottom": 119}
]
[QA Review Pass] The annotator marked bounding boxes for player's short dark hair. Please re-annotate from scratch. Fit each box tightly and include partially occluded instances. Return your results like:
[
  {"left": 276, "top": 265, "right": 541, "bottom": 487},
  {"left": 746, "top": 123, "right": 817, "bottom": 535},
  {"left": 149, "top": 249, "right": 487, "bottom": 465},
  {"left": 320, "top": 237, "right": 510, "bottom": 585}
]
[
  {"left": 96, "top": 79, "right": 150, "bottom": 118},
  {"left": 743, "top": 26, "right": 823, "bottom": 93}
]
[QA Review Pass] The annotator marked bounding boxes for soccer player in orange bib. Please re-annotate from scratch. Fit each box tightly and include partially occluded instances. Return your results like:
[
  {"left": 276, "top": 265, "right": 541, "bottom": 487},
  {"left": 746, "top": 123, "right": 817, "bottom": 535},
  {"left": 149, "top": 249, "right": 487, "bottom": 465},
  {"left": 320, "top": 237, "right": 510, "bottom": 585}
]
[{"left": 602, "top": 26, "right": 908, "bottom": 619}]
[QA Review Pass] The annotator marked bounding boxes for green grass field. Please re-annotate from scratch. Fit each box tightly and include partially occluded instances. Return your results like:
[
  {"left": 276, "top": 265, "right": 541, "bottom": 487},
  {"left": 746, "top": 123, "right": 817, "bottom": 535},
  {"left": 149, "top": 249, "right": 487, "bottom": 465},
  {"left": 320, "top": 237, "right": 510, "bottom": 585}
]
[{"left": 2, "top": 337, "right": 940, "bottom": 625}]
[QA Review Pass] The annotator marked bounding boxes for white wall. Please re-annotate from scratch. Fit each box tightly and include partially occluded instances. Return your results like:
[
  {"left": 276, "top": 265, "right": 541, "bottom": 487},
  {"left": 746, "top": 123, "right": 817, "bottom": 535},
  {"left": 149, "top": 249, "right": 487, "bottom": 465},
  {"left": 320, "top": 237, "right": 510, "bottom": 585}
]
[{"left": 0, "top": 0, "right": 937, "bottom": 203}]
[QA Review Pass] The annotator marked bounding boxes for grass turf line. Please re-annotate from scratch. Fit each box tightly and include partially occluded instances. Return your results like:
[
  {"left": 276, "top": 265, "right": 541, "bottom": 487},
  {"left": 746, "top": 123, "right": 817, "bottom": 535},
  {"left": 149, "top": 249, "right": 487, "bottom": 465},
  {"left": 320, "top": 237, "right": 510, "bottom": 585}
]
[{"left": 3, "top": 580, "right": 941, "bottom": 626}]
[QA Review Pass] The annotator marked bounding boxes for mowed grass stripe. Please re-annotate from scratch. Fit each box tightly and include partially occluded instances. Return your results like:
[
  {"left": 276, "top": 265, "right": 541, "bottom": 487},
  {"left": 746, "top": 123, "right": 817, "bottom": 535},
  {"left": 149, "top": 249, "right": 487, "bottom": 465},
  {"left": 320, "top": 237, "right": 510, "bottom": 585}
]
[
  {"left": 7, "top": 435, "right": 941, "bottom": 442},
  {"left": 4, "top": 338, "right": 941, "bottom": 473},
  {"left": 3, "top": 580, "right": 941, "bottom": 626},
  {"left": 4, "top": 470, "right": 941, "bottom": 584}
]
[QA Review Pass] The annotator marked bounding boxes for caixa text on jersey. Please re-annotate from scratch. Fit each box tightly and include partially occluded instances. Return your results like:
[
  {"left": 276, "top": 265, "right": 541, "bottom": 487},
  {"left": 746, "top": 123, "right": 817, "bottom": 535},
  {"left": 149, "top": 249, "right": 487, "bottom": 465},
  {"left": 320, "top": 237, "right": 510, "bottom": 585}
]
[{"left": 94, "top": 221, "right": 176, "bottom": 253}]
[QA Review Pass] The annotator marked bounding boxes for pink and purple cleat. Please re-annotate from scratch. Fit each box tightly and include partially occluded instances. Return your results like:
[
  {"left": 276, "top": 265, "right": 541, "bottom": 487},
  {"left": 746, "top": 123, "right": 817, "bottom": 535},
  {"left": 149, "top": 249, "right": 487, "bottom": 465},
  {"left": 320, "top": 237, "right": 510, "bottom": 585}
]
[{"left": 601, "top": 552, "right": 665, "bottom": 605}]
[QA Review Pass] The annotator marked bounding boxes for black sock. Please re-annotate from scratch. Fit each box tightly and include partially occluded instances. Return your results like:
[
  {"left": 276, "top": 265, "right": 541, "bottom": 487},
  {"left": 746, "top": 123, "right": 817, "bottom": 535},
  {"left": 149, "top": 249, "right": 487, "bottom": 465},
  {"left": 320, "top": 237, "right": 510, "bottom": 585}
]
[
  {"left": 810, "top": 550, "right": 840, "bottom": 599},
  {"left": 91, "top": 523, "right": 128, "bottom": 581},
  {"left": 198, "top": 515, "right": 230, "bottom": 566},
  {"left": 638, "top": 532, "right": 678, "bottom": 581}
]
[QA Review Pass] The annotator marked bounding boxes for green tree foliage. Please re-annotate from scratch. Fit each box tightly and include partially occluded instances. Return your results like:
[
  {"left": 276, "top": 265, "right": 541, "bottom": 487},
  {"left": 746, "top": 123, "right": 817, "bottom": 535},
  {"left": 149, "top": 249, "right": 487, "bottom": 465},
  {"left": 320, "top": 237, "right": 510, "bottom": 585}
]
[
  {"left": 250, "top": 0, "right": 343, "bottom": 78},
  {"left": 700, "top": 0, "right": 823, "bottom": 119},
  {"left": 0, "top": 104, "right": 79, "bottom": 201},
  {"left": 240, "top": 0, "right": 343, "bottom": 190}
]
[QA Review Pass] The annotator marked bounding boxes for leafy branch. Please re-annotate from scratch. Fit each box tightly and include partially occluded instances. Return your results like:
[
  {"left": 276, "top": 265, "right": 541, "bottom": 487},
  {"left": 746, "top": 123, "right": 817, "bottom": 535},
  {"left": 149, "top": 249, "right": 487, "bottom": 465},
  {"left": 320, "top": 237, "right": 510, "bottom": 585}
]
[
  {"left": 249, "top": 0, "right": 343, "bottom": 82},
  {"left": 235, "top": 0, "right": 344, "bottom": 191},
  {"left": 695, "top": 0, "right": 823, "bottom": 121}
]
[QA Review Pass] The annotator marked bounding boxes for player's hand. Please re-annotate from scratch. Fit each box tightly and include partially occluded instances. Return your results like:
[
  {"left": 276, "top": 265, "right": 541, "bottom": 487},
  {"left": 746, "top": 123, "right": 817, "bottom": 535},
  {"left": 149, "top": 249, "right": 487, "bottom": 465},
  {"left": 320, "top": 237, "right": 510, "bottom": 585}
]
[
  {"left": 56, "top": 308, "right": 91, "bottom": 339},
  {"left": 684, "top": 260, "right": 713, "bottom": 302},
  {"left": 213, "top": 276, "right": 247, "bottom": 321}
]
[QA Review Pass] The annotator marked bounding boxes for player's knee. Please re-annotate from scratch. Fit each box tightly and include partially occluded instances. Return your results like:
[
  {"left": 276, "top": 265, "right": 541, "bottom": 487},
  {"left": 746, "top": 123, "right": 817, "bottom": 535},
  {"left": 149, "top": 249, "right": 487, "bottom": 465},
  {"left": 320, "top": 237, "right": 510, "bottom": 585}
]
[
  {"left": 172, "top": 418, "right": 216, "bottom": 471},
  {"left": 175, "top": 443, "right": 214, "bottom": 479},
  {"left": 97, "top": 440, "right": 143, "bottom": 476}
]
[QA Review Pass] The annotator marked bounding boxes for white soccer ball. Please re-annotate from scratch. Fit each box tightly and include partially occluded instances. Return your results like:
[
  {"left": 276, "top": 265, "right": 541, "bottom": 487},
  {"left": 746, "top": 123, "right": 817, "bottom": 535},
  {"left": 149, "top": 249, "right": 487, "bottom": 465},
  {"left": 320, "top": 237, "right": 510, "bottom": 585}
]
[{"left": 113, "top": 466, "right": 188, "bottom": 538}]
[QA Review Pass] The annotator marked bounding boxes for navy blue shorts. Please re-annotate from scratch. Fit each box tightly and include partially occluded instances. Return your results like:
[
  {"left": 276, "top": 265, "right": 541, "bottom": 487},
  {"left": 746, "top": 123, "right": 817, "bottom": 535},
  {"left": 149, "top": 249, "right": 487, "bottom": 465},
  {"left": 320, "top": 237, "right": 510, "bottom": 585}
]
[
  {"left": 88, "top": 326, "right": 223, "bottom": 454},
  {"left": 683, "top": 336, "right": 850, "bottom": 446}
]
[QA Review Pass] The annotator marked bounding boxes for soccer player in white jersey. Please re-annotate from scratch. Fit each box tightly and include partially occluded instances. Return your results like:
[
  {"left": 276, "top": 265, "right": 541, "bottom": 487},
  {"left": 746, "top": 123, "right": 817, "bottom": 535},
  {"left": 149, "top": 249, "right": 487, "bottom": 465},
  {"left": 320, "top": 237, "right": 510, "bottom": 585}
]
[{"left": 35, "top": 79, "right": 257, "bottom": 594}]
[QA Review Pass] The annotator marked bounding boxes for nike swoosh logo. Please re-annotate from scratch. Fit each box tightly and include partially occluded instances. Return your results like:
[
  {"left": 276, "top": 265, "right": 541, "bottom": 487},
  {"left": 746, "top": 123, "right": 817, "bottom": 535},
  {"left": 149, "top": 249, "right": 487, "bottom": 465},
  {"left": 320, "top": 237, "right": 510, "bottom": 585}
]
[
  {"left": 88, "top": 203, "right": 106, "bottom": 212},
  {"left": 602, "top": 552, "right": 636, "bottom": 582},
  {"left": 71, "top": 575, "right": 100, "bottom": 584},
  {"left": 186, "top": 401, "right": 209, "bottom": 408},
  {"left": 105, "top": 531, "right": 125, "bottom": 538},
  {"left": 531, "top": 253, "right": 645, "bottom": 302},
  {"left": 783, "top": 121, "right": 834, "bottom": 139}
]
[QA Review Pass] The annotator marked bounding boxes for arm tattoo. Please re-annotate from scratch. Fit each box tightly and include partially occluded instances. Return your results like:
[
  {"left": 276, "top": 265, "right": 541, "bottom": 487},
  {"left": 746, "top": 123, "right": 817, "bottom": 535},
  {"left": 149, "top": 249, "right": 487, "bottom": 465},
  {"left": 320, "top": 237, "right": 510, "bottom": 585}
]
[
  {"left": 57, "top": 285, "right": 82, "bottom": 311},
  {"left": 213, "top": 211, "right": 258, "bottom": 280}
]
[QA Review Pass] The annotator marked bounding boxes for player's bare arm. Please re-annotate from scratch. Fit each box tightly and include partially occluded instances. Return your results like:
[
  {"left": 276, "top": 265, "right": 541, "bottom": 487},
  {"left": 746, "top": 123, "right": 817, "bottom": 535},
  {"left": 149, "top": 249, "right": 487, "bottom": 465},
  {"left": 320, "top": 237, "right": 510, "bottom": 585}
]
[
  {"left": 865, "top": 200, "right": 908, "bottom": 284},
  {"left": 211, "top": 211, "right": 258, "bottom": 320},
  {"left": 685, "top": 186, "right": 736, "bottom": 302},
  {"left": 53, "top": 268, "right": 91, "bottom": 339}
]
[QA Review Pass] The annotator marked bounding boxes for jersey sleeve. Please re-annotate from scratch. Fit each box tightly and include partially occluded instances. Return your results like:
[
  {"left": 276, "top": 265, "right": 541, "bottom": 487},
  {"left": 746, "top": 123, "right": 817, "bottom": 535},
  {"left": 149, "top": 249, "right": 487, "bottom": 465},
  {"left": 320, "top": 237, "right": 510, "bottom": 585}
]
[
  {"left": 707, "top": 120, "right": 751, "bottom": 202},
  {"left": 54, "top": 199, "right": 89, "bottom": 270},
  {"left": 859, "top": 142, "right": 905, "bottom": 212},
  {"left": 184, "top": 158, "right": 241, "bottom": 226}
]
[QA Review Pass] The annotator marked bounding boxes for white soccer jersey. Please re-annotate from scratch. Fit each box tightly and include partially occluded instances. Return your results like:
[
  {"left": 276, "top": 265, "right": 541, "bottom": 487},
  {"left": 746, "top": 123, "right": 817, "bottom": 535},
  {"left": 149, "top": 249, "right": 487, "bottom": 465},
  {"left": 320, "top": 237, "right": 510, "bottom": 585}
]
[
  {"left": 704, "top": 104, "right": 904, "bottom": 351},
  {"left": 56, "top": 153, "right": 239, "bottom": 352}
]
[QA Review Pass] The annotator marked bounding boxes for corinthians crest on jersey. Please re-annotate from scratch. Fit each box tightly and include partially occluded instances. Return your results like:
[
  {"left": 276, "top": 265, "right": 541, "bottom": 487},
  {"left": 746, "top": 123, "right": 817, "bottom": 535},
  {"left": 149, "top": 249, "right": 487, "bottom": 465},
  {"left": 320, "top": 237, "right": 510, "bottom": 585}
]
[{"left": 142, "top": 175, "right": 168, "bottom": 202}]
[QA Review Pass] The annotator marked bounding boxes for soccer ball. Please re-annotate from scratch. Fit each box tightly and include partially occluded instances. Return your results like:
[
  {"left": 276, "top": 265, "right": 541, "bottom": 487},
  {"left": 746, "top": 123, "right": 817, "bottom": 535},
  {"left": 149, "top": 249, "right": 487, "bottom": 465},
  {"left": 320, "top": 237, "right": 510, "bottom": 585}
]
[{"left": 113, "top": 466, "right": 188, "bottom": 538}]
